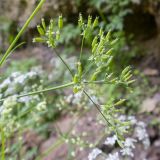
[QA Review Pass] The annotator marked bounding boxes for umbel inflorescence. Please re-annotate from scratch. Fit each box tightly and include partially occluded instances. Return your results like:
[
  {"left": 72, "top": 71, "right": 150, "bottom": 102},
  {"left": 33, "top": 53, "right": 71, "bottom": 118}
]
[{"left": 33, "top": 14, "right": 135, "bottom": 146}]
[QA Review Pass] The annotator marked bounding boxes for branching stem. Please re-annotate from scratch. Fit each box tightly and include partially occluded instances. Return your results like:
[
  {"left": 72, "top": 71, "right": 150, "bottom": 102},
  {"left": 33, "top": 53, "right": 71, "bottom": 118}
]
[{"left": 0, "top": 82, "right": 74, "bottom": 102}]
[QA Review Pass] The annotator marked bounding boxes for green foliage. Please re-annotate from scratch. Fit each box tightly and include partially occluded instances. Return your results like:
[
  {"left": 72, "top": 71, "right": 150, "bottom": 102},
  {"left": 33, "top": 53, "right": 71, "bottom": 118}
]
[
  {"left": 89, "top": 0, "right": 132, "bottom": 30},
  {"left": 4, "top": 58, "right": 37, "bottom": 78},
  {"left": 0, "top": 16, "right": 13, "bottom": 52}
]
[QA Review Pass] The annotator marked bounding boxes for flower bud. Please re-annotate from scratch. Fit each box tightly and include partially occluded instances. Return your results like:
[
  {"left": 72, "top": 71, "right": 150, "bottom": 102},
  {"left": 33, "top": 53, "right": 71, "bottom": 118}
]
[
  {"left": 73, "top": 74, "right": 79, "bottom": 83},
  {"left": 56, "top": 30, "right": 60, "bottom": 40},
  {"left": 78, "top": 13, "right": 83, "bottom": 28},
  {"left": 114, "top": 99, "right": 126, "bottom": 106},
  {"left": 106, "top": 48, "right": 114, "bottom": 55},
  {"left": 37, "top": 25, "right": 45, "bottom": 36},
  {"left": 99, "top": 28, "right": 104, "bottom": 37},
  {"left": 50, "top": 19, "right": 54, "bottom": 31},
  {"left": 92, "top": 43, "right": 98, "bottom": 54},
  {"left": 41, "top": 18, "right": 46, "bottom": 30},
  {"left": 87, "top": 15, "right": 92, "bottom": 28},
  {"left": 73, "top": 86, "right": 79, "bottom": 93},
  {"left": 93, "top": 17, "right": 99, "bottom": 28},
  {"left": 105, "top": 31, "right": 111, "bottom": 42},
  {"left": 33, "top": 37, "right": 45, "bottom": 43},
  {"left": 91, "top": 71, "right": 100, "bottom": 81},
  {"left": 121, "top": 66, "right": 131, "bottom": 76},
  {"left": 92, "top": 36, "right": 98, "bottom": 48},
  {"left": 58, "top": 15, "right": 63, "bottom": 30}
]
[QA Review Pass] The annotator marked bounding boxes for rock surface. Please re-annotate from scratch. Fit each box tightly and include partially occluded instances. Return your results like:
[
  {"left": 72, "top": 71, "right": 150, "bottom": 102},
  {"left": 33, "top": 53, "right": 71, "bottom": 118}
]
[{"left": 0, "top": 0, "right": 78, "bottom": 27}]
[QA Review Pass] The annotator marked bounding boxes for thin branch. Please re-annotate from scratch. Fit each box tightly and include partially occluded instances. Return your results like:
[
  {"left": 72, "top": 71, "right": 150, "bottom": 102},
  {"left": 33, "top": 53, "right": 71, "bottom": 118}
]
[
  {"left": 0, "top": 82, "right": 74, "bottom": 102},
  {"left": 79, "top": 36, "right": 85, "bottom": 61},
  {"left": 54, "top": 48, "right": 74, "bottom": 77},
  {"left": 83, "top": 90, "right": 111, "bottom": 126}
]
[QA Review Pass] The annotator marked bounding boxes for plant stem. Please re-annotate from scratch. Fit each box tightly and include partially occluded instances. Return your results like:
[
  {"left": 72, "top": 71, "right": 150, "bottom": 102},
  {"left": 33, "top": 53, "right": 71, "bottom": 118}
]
[
  {"left": 35, "top": 138, "right": 64, "bottom": 160},
  {"left": 0, "top": 82, "right": 74, "bottom": 102},
  {"left": 83, "top": 90, "right": 112, "bottom": 126},
  {"left": 83, "top": 80, "right": 118, "bottom": 85},
  {"left": 79, "top": 36, "right": 85, "bottom": 61},
  {"left": 0, "top": 126, "right": 5, "bottom": 160},
  {"left": 54, "top": 49, "right": 74, "bottom": 77},
  {"left": 0, "top": 0, "right": 46, "bottom": 66}
]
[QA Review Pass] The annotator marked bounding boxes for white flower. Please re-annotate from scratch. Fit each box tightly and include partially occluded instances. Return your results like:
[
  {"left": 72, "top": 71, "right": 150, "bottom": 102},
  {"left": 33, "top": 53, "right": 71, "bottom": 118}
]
[
  {"left": 14, "top": 75, "right": 26, "bottom": 84},
  {"left": 137, "top": 121, "right": 146, "bottom": 128},
  {"left": 72, "top": 91, "right": 83, "bottom": 105},
  {"left": 104, "top": 135, "right": 117, "bottom": 146},
  {"left": 135, "top": 121, "right": 147, "bottom": 140},
  {"left": 124, "top": 138, "right": 137, "bottom": 149},
  {"left": 19, "top": 96, "right": 32, "bottom": 103},
  {"left": 11, "top": 72, "right": 21, "bottom": 78},
  {"left": 65, "top": 94, "right": 73, "bottom": 103},
  {"left": 71, "top": 151, "right": 75, "bottom": 157},
  {"left": 36, "top": 101, "right": 47, "bottom": 111},
  {"left": 0, "top": 78, "right": 11, "bottom": 90},
  {"left": 120, "top": 137, "right": 137, "bottom": 157},
  {"left": 142, "top": 138, "right": 150, "bottom": 150},
  {"left": 27, "top": 71, "right": 37, "bottom": 79},
  {"left": 88, "top": 148, "right": 102, "bottom": 160},
  {"left": 135, "top": 127, "right": 148, "bottom": 141},
  {"left": 120, "top": 147, "right": 134, "bottom": 157},
  {"left": 134, "top": 121, "right": 150, "bottom": 149},
  {"left": 128, "top": 116, "right": 137, "bottom": 124},
  {"left": 105, "top": 152, "right": 119, "bottom": 160},
  {"left": 3, "top": 96, "right": 17, "bottom": 108},
  {"left": 118, "top": 115, "right": 126, "bottom": 121}
]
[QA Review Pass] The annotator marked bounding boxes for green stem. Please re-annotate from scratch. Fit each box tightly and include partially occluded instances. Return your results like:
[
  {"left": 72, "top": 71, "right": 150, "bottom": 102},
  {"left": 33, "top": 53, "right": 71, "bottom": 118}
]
[
  {"left": 1, "top": 126, "right": 5, "bottom": 160},
  {"left": 0, "top": 82, "right": 74, "bottom": 102},
  {"left": 79, "top": 36, "right": 85, "bottom": 61},
  {"left": 83, "top": 80, "right": 115, "bottom": 84},
  {"left": 0, "top": 0, "right": 46, "bottom": 66},
  {"left": 35, "top": 138, "right": 64, "bottom": 160},
  {"left": 83, "top": 90, "right": 112, "bottom": 126},
  {"left": 54, "top": 49, "right": 74, "bottom": 77}
]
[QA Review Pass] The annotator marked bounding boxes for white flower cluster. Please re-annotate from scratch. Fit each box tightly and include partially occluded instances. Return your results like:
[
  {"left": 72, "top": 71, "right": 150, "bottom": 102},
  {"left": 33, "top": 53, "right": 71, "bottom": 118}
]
[
  {"left": 0, "top": 71, "right": 39, "bottom": 97},
  {"left": 65, "top": 91, "right": 84, "bottom": 105},
  {"left": 0, "top": 70, "right": 46, "bottom": 136},
  {"left": 1, "top": 96, "right": 17, "bottom": 117},
  {"left": 88, "top": 148, "right": 102, "bottom": 160},
  {"left": 105, "top": 152, "right": 119, "bottom": 160},
  {"left": 134, "top": 121, "right": 150, "bottom": 149},
  {"left": 101, "top": 116, "right": 150, "bottom": 159},
  {"left": 104, "top": 135, "right": 117, "bottom": 146},
  {"left": 65, "top": 89, "right": 99, "bottom": 109},
  {"left": 49, "top": 56, "right": 77, "bottom": 81},
  {"left": 120, "top": 138, "right": 137, "bottom": 157}
]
